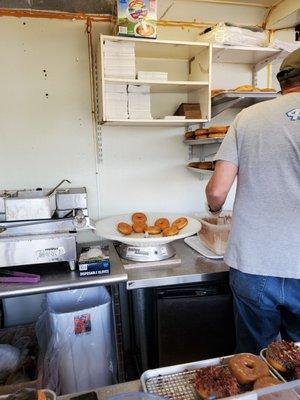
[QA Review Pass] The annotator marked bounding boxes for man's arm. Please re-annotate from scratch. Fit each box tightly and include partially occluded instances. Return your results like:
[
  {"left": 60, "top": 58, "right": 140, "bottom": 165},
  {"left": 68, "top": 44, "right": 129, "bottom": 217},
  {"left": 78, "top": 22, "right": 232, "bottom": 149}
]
[{"left": 206, "top": 160, "right": 238, "bottom": 212}]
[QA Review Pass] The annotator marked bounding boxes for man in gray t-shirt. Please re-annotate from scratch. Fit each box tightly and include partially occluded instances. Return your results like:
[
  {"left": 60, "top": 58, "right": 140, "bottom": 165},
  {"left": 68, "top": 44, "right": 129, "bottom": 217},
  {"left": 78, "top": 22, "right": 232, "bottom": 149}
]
[{"left": 206, "top": 48, "right": 300, "bottom": 353}]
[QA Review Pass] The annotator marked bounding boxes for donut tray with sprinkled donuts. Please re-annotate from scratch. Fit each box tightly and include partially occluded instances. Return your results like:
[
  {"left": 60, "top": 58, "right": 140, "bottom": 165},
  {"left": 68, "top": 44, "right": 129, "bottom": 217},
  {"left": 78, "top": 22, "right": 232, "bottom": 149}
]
[
  {"left": 260, "top": 341, "right": 300, "bottom": 383},
  {"left": 141, "top": 353, "right": 283, "bottom": 400}
]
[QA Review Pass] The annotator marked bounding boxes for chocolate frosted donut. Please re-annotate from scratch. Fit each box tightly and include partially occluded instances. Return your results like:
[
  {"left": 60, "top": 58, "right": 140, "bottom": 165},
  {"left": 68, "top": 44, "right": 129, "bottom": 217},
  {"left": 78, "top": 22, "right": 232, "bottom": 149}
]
[
  {"left": 266, "top": 341, "right": 300, "bottom": 372},
  {"left": 195, "top": 366, "right": 240, "bottom": 399}
]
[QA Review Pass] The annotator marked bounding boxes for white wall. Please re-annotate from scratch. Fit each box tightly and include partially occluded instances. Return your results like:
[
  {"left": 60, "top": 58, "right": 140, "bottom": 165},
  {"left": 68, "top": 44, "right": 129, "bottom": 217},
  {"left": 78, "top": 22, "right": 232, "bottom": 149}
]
[
  {"left": 0, "top": 6, "right": 272, "bottom": 221},
  {"left": 0, "top": 17, "right": 100, "bottom": 216}
]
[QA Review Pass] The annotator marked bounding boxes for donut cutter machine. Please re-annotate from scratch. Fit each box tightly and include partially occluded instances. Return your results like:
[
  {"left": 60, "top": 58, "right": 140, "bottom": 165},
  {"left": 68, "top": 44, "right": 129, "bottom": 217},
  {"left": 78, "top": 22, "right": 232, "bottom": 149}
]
[{"left": 0, "top": 181, "right": 94, "bottom": 270}]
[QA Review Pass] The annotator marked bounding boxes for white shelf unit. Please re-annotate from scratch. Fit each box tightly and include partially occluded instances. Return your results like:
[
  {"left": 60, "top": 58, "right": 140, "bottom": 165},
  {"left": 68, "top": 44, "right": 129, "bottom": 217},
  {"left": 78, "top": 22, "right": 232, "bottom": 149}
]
[
  {"left": 210, "top": 44, "right": 283, "bottom": 117},
  {"left": 185, "top": 44, "right": 283, "bottom": 177},
  {"left": 212, "top": 45, "right": 282, "bottom": 69},
  {"left": 97, "top": 35, "right": 212, "bottom": 127}
]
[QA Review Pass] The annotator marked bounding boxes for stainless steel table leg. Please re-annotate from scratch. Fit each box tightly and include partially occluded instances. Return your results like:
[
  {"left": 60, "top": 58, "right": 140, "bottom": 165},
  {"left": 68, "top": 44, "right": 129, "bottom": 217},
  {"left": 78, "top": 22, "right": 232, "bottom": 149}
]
[
  {"left": 69, "top": 260, "right": 76, "bottom": 271},
  {"left": 111, "top": 284, "right": 126, "bottom": 382}
]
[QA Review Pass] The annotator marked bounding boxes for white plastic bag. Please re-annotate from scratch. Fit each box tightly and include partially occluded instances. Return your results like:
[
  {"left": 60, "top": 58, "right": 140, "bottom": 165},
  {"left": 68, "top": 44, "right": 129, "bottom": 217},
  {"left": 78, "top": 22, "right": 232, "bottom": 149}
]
[
  {"left": 198, "top": 22, "right": 269, "bottom": 47},
  {"left": 0, "top": 344, "right": 20, "bottom": 374},
  {"left": 37, "top": 287, "right": 116, "bottom": 395}
]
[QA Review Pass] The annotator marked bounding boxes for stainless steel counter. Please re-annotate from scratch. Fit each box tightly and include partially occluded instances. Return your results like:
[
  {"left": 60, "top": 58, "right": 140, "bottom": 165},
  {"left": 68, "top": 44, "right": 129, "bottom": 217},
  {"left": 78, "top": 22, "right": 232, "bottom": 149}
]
[
  {"left": 126, "top": 239, "right": 228, "bottom": 290},
  {"left": 0, "top": 242, "right": 127, "bottom": 298},
  {"left": 0, "top": 237, "right": 228, "bottom": 297},
  {"left": 59, "top": 381, "right": 141, "bottom": 400}
]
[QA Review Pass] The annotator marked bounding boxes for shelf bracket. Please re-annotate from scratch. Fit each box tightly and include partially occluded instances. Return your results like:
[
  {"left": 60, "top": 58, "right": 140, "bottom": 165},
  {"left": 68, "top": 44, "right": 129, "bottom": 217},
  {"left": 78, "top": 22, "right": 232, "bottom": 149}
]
[
  {"left": 212, "top": 48, "right": 227, "bottom": 62},
  {"left": 96, "top": 124, "right": 103, "bottom": 164},
  {"left": 253, "top": 50, "right": 284, "bottom": 73},
  {"left": 211, "top": 97, "right": 243, "bottom": 118}
]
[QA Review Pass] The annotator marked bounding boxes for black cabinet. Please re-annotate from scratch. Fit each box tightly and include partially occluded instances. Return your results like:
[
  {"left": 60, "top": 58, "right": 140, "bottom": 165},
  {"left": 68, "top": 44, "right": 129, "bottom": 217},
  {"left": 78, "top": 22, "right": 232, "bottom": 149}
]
[
  {"left": 130, "top": 280, "right": 235, "bottom": 372},
  {"left": 157, "top": 282, "right": 235, "bottom": 367}
]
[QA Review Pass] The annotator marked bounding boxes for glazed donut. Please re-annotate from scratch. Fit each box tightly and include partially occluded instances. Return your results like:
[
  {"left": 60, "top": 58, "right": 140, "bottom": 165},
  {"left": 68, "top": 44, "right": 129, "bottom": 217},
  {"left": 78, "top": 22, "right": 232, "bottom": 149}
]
[
  {"left": 172, "top": 217, "right": 188, "bottom": 230},
  {"left": 229, "top": 354, "right": 270, "bottom": 385},
  {"left": 117, "top": 222, "right": 133, "bottom": 235},
  {"left": 208, "top": 126, "right": 229, "bottom": 134},
  {"left": 266, "top": 341, "right": 300, "bottom": 372},
  {"left": 260, "top": 88, "right": 276, "bottom": 92},
  {"left": 208, "top": 133, "right": 227, "bottom": 139},
  {"left": 195, "top": 128, "right": 208, "bottom": 136},
  {"left": 253, "top": 376, "right": 281, "bottom": 390},
  {"left": 195, "top": 366, "right": 240, "bottom": 399},
  {"left": 144, "top": 226, "right": 161, "bottom": 235},
  {"left": 185, "top": 131, "right": 195, "bottom": 140},
  {"left": 132, "top": 212, "right": 147, "bottom": 224},
  {"left": 234, "top": 85, "right": 255, "bottom": 92},
  {"left": 132, "top": 222, "right": 147, "bottom": 233},
  {"left": 162, "top": 226, "right": 179, "bottom": 237},
  {"left": 155, "top": 218, "right": 170, "bottom": 230}
]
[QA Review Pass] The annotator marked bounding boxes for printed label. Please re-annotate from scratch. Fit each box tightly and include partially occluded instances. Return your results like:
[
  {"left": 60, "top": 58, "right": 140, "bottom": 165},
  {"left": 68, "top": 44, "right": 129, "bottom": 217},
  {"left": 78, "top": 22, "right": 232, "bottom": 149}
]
[
  {"left": 127, "top": 247, "right": 157, "bottom": 257},
  {"left": 286, "top": 108, "right": 300, "bottom": 121},
  {"left": 36, "top": 246, "right": 65, "bottom": 260},
  {"left": 74, "top": 313, "right": 91, "bottom": 335}
]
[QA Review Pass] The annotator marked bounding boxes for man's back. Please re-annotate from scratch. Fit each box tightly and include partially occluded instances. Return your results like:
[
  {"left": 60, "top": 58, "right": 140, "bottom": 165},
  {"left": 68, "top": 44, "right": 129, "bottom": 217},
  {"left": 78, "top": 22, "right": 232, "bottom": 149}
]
[{"left": 216, "top": 93, "right": 300, "bottom": 278}]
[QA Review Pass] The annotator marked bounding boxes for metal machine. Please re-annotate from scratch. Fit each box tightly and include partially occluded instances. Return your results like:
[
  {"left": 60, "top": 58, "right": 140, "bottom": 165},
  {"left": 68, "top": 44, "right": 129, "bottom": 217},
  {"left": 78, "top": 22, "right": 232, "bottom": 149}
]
[{"left": 0, "top": 181, "right": 94, "bottom": 270}]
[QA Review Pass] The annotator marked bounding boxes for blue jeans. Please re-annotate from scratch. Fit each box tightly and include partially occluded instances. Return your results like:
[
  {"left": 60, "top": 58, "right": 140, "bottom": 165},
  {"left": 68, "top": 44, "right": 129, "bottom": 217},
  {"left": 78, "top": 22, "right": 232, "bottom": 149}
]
[{"left": 230, "top": 268, "right": 300, "bottom": 354}]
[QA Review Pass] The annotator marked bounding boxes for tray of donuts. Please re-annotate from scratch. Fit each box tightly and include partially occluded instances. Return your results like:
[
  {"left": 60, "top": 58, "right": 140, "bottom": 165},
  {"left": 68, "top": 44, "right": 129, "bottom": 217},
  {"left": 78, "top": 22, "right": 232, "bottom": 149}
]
[
  {"left": 260, "top": 340, "right": 300, "bottom": 383},
  {"left": 184, "top": 126, "right": 229, "bottom": 143},
  {"left": 141, "top": 353, "right": 284, "bottom": 400}
]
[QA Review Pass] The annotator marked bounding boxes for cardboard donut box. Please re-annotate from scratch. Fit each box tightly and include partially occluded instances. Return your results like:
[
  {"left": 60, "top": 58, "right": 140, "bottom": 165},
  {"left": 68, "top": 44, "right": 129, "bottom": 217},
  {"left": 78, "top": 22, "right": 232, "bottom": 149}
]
[{"left": 114, "top": 0, "right": 157, "bottom": 39}]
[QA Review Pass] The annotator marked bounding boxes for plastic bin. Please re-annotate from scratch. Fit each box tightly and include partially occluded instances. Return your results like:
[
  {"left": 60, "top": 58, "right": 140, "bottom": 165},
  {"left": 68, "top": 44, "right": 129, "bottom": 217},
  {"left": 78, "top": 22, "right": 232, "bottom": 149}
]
[
  {"left": 42, "top": 287, "right": 115, "bottom": 395},
  {"left": 196, "top": 213, "right": 231, "bottom": 256}
]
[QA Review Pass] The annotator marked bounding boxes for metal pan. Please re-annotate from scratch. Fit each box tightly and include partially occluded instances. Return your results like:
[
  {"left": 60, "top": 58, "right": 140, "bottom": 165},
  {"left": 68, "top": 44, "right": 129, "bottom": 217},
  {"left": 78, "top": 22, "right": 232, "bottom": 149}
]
[
  {"left": 5, "top": 180, "right": 70, "bottom": 221},
  {"left": 141, "top": 353, "right": 283, "bottom": 400},
  {"left": 260, "top": 342, "right": 300, "bottom": 383}
]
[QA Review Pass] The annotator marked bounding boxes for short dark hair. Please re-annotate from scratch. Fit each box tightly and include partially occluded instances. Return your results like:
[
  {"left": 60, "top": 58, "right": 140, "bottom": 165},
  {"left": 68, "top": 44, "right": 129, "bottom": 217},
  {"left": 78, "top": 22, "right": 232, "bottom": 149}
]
[
  {"left": 277, "top": 49, "right": 300, "bottom": 90},
  {"left": 279, "top": 75, "right": 300, "bottom": 90}
]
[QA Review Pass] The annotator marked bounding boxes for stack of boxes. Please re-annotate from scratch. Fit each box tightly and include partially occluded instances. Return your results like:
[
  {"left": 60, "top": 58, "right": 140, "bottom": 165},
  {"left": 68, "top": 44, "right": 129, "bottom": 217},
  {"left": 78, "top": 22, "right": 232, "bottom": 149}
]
[
  {"left": 103, "top": 40, "right": 135, "bottom": 120},
  {"left": 105, "top": 84, "right": 128, "bottom": 120},
  {"left": 103, "top": 40, "right": 153, "bottom": 120},
  {"left": 103, "top": 40, "right": 135, "bottom": 79},
  {"left": 137, "top": 71, "right": 168, "bottom": 81},
  {"left": 128, "top": 85, "right": 152, "bottom": 120}
]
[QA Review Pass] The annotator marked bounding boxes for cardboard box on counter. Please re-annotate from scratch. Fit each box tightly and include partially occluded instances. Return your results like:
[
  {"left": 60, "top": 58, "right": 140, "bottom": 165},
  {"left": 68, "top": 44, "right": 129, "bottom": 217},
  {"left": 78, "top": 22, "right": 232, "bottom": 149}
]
[
  {"left": 78, "top": 245, "right": 110, "bottom": 277},
  {"left": 113, "top": 0, "right": 157, "bottom": 39}
]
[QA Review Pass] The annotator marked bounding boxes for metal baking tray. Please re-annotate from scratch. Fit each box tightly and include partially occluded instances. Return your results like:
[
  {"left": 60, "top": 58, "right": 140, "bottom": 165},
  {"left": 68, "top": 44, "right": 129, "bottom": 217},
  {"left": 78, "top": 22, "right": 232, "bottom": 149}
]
[
  {"left": 184, "top": 138, "right": 223, "bottom": 145},
  {"left": 141, "top": 354, "right": 283, "bottom": 400},
  {"left": 260, "top": 342, "right": 300, "bottom": 383}
]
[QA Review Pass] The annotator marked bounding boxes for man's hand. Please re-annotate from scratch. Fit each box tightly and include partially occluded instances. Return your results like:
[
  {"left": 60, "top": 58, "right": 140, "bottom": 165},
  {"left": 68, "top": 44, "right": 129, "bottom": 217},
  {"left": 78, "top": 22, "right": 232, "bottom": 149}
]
[{"left": 206, "top": 160, "right": 238, "bottom": 212}]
